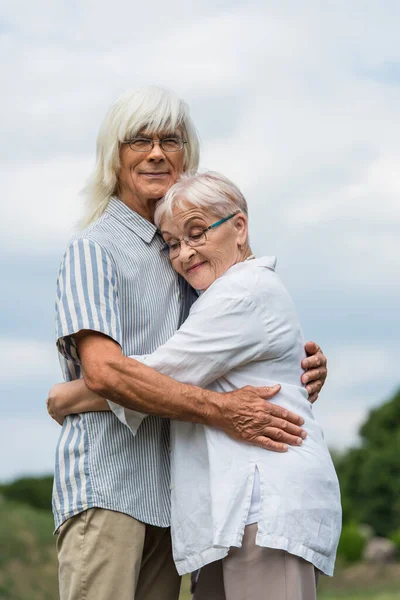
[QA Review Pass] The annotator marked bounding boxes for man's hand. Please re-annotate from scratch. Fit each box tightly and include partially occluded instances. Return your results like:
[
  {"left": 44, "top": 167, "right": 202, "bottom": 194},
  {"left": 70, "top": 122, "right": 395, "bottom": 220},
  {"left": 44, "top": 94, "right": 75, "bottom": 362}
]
[
  {"left": 301, "top": 341, "right": 327, "bottom": 403},
  {"left": 215, "top": 385, "right": 306, "bottom": 452}
]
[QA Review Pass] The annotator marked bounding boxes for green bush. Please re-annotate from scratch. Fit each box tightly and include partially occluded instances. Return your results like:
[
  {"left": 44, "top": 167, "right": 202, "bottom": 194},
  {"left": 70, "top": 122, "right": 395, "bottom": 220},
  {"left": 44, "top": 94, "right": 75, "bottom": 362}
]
[
  {"left": 335, "top": 389, "right": 400, "bottom": 538},
  {"left": 0, "top": 499, "right": 57, "bottom": 599},
  {"left": 0, "top": 475, "right": 53, "bottom": 511},
  {"left": 337, "top": 523, "right": 367, "bottom": 563},
  {"left": 389, "top": 529, "right": 400, "bottom": 556}
]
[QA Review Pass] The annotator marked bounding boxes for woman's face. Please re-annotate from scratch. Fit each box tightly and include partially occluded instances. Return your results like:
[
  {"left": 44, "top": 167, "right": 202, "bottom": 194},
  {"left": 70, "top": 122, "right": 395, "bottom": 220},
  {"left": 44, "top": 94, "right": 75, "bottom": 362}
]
[{"left": 160, "top": 203, "right": 248, "bottom": 291}]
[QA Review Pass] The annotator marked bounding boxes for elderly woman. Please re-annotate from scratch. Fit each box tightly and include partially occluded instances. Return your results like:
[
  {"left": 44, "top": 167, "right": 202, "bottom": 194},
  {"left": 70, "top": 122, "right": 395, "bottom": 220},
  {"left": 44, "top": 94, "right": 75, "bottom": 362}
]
[{"left": 50, "top": 170, "right": 341, "bottom": 600}]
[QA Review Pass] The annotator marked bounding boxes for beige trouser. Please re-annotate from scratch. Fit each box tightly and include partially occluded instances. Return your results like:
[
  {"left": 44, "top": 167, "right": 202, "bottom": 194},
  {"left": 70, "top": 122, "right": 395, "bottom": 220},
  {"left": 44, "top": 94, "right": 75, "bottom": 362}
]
[
  {"left": 57, "top": 508, "right": 181, "bottom": 600},
  {"left": 192, "top": 524, "right": 318, "bottom": 600}
]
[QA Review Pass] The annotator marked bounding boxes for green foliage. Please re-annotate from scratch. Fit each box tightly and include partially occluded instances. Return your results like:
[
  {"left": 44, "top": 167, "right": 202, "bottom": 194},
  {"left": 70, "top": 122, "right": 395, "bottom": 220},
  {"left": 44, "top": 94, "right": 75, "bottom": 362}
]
[
  {"left": 336, "top": 388, "right": 400, "bottom": 537},
  {"left": 0, "top": 475, "right": 53, "bottom": 511},
  {"left": 0, "top": 499, "right": 58, "bottom": 599},
  {"left": 389, "top": 529, "right": 400, "bottom": 555},
  {"left": 360, "top": 390, "right": 400, "bottom": 448},
  {"left": 337, "top": 523, "right": 366, "bottom": 563}
]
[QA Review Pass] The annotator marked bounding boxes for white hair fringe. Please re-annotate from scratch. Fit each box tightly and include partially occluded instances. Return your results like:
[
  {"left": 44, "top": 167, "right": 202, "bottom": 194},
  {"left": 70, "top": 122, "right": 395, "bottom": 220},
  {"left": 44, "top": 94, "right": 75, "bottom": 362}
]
[
  {"left": 154, "top": 171, "right": 249, "bottom": 228},
  {"left": 80, "top": 86, "right": 200, "bottom": 228}
]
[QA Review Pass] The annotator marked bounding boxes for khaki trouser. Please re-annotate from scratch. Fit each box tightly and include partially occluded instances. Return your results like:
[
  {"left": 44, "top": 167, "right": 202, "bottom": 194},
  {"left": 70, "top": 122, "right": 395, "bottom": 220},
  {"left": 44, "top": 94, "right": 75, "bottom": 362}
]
[
  {"left": 57, "top": 508, "right": 181, "bottom": 600},
  {"left": 193, "top": 524, "right": 319, "bottom": 600}
]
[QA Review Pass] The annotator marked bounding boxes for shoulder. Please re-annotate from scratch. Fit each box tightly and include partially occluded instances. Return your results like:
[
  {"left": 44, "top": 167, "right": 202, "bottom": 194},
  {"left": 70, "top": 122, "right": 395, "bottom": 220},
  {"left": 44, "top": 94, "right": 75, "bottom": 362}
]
[
  {"left": 69, "top": 213, "right": 112, "bottom": 248},
  {"left": 61, "top": 215, "right": 115, "bottom": 262},
  {"left": 195, "top": 256, "right": 295, "bottom": 323},
  {"left": 210, "top": 256, "right": 280, "bottom": 298},
  {"left": 192, "top": 257, "right": 277, "bottom": 315},
  {"left": 57, "top": 224, "right": 119, "bottom": 286}
]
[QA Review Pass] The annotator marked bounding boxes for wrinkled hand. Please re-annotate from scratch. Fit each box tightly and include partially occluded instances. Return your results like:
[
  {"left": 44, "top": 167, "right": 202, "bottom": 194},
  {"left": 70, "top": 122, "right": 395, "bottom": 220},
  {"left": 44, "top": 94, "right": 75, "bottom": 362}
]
[
  {"left": 301, "top": 341, "right": 327, "bottom": 403},
  {"left": 216, "top": 385, "right": 306, "bottom": 452},
  {"left": 46, "top": 383, "right": 66, "bottom": 425}
]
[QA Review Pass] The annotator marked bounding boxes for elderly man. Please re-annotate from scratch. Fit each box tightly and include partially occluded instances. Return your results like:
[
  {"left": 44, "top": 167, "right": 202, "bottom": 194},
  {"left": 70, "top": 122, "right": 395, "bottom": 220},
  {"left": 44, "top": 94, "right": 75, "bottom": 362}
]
[{"left": 50, "top": 86, "right": 327, "bottom": 600}]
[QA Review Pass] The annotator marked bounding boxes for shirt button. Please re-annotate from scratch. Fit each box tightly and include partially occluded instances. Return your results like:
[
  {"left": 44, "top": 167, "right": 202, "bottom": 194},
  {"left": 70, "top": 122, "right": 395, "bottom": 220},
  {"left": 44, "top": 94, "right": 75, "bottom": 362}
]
[{"left": 170, "top": 484, "right": 174, "bottom": 490}]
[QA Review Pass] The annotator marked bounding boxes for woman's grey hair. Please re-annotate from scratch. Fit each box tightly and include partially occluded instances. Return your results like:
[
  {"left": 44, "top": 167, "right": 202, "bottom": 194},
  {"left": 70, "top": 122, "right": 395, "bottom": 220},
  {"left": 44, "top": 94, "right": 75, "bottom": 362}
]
[
  {"left": 154, "top": 171, "right": 249, "bottom": 228},
  {"left": 81, "top": 86, "right": 200, "bottom": 228}
]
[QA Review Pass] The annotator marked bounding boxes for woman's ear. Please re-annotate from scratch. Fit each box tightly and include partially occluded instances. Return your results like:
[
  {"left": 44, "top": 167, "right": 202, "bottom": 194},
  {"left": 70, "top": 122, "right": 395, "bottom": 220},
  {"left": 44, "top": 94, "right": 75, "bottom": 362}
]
[{"left": 234, "top": 213, "right": 248, "bottom": 247}]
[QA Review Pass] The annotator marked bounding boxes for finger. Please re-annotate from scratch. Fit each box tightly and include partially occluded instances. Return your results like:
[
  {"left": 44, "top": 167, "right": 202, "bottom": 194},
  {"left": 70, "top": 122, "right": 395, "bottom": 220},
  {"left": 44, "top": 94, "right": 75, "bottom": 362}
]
[
  {"left": 253, "top": 384, "right": 281, "bottom": 399},
  {"left": 261, "top": 425, "right": 305, "bottom": 445},
  {"left": 270, "top": 418, "right": 307, "bottom": 439},
  {"left": 308, "top": 392, "right": 318, "bottom": 404},
  {"left": 304, "top": 340, "right": 320, "bottom": 356},
  {"left": 305, "top": 381, "right": 323, "bottom": 398},
  {"left": 302, "top": 367, "right": 327, "bottom": 385},
  {"left": 302, "top": 353, "right": 325, "bottom": 371},
  {"left": 252, "top": 436, "right": 288, "bottom": 453},
  {"left": 265, "top": 403, "right": 305, "bottom": 426}
]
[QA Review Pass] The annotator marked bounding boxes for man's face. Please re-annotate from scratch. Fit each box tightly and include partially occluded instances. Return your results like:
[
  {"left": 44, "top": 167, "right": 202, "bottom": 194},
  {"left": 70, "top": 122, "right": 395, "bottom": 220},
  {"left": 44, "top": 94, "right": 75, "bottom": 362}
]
[{"left": 117, "top": 129, "right": 185, "bottom": 219}]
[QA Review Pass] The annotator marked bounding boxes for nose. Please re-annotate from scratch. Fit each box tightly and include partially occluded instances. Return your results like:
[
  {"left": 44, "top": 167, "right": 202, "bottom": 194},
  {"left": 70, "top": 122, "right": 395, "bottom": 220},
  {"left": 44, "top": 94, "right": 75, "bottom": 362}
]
[
  {"left": 147, "top": 140, "right": 166, "bottom": 162},
  {"left": 179, "top": 240, "right": 196, "bottom": 262}
]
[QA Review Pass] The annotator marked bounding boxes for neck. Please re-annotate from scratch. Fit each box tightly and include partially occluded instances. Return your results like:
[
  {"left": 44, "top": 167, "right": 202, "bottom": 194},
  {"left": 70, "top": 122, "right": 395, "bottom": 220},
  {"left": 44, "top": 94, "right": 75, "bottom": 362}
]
[
  {"left": 242, "top": 246, "right": 254, "bottom": 261},
  {"left": 118, "top": 189, "right": 158, "bottom": 224}
]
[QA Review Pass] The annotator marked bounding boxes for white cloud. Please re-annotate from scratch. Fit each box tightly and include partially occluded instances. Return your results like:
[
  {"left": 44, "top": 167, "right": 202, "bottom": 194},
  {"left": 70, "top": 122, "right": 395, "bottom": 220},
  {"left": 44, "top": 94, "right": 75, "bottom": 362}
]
[
  {"left": 325, "top": 343, "right": 400, "bottom": 389},
  {"left": 312, "top": 342, "right": 400, "bottom": 449},
  {"left": 0, "top": 338, "right": 61, "bottom": 382},
  {"left": 1, "top": 155, "right": 91, "bottom": 253},
  {"left": 313, "top": 400, "right": 366, "bottom": 450},
  {"left": 0, "top": 416, "right": 59, "bottom": 481}
]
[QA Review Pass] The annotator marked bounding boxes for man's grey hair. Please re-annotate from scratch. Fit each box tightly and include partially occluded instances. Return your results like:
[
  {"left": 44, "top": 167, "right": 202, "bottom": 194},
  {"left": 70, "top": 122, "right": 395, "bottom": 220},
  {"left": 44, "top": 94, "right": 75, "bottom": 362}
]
[
  {"left": 81, "top": 86, "right": 200, "bottom": 228},
  {"left": 154, "top": 171, "right": 249, "bottom": 228}
]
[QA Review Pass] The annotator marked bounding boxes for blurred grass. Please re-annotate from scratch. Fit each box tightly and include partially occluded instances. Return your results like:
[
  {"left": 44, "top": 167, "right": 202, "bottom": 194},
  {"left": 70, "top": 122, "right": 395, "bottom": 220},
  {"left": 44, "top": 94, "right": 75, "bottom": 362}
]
[
  {"left": 0, "top": 497, "right": 57, "bottom": 599},
  {"left": 180, "top": 575, "right": 191, "bottom": 599},
  {"left": 179, "top": 568, "right": 400, "bottom": 599},
  {"left": 179, "top": 583, "right": 400, "bottom": 599},
  {"left": 2, "top": 496, "right": 400, "bottom": 600},
  {"left": 321, "top": 595, "right": 400, "bottom": 600},
  {"left": 179, "top": 585, "right": 400, "bottom": 599}
]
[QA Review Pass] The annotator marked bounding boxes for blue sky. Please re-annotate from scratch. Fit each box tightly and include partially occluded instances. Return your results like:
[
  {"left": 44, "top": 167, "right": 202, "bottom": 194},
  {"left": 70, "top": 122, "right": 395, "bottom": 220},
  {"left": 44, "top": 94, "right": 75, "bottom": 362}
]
[{"left": 1, "top": 0, "right": 399, "bottom": 481}]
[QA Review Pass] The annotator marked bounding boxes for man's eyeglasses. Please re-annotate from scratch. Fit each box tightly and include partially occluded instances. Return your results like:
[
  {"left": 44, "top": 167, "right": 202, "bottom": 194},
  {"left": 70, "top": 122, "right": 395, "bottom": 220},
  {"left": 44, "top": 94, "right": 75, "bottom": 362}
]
[
  {"left": 161, "top": 212, "right": 239, "bottom": 259},
  {"left": 122, "top": 136, "right": 187, "bottom": 153}
]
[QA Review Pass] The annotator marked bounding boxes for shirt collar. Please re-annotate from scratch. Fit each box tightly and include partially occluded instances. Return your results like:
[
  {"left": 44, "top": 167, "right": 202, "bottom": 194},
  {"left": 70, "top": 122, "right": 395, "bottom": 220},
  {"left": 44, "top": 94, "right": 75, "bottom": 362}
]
[
  {"left": 105, "top": 197, "right": 158, "bottom": 243},
  {"left": 253, "top": 256, "right": 277, "bottom": 270}
]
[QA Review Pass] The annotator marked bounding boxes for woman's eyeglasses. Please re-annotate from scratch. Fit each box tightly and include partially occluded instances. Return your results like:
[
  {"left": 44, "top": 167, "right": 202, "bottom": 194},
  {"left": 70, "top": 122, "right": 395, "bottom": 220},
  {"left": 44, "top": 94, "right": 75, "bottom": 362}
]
[{"left": 161, "top": 212, "right": 239, "bottom": 259}]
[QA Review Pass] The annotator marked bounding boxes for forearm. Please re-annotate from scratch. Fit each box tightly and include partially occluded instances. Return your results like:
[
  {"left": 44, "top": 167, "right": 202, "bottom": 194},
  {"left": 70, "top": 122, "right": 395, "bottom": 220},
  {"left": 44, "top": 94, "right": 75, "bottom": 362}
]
[
  {"left": 84, "top": 353, "right": 218, "bottom": 426},
  {"left": 47, "top": 379, "right": 110, "bottom": 425}
]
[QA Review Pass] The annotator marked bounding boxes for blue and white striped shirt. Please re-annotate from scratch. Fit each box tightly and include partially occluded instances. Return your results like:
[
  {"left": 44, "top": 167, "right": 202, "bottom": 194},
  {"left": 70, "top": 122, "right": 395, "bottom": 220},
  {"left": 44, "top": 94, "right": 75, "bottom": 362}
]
[{"left": 53, "top": 197, "right": 196, "bottom": 531}]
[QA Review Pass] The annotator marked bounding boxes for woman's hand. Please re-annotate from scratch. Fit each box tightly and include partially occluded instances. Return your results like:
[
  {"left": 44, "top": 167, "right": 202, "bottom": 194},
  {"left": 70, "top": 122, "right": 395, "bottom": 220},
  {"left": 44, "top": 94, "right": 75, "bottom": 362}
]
[
  {"left": 301, "top": 342, "right": 327, "bottom": 403},
  {"left": 47, "top": 383, "right": 70, "bottom": 425},
  {"left": 47, "top": 379, "right": 110, "bottom": 425}
]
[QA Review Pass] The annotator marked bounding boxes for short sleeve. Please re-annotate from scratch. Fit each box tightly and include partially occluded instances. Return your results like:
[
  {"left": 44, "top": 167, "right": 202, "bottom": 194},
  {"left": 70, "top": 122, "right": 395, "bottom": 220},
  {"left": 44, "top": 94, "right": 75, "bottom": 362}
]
[{"left": 56, "top": 238, "right": 122, "bottom": 364}]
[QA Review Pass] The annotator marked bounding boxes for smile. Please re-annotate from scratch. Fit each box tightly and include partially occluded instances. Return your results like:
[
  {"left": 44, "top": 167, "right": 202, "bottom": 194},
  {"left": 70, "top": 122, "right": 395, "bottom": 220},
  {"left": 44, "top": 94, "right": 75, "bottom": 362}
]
[
  {"left": 186, "top": 261, "right": 207, "bottom": 274},
  {"left": 141, "top": 172, "right": 169, "bottom": 178}
]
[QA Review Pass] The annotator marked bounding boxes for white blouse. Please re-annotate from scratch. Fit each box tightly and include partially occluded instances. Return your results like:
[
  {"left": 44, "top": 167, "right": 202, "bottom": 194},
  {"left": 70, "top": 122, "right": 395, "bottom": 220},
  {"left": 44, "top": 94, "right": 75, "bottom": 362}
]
[{"left": 109, "top": 256, "right": 342, "bottom": 576}]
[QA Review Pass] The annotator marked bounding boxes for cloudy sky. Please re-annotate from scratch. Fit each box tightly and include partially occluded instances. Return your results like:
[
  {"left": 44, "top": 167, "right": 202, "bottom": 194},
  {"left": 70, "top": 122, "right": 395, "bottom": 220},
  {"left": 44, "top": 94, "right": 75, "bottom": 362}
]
[{"left": 1, "top": 0, "right": 399, "bottom": 481}]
